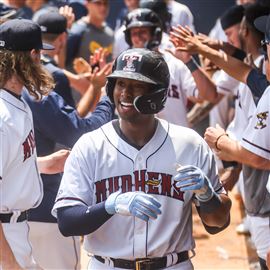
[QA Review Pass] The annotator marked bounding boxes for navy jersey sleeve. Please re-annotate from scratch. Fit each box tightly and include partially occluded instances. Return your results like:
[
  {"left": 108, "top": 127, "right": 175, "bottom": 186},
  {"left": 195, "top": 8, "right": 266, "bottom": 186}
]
[
  {"left": 246, "top": 69, "right": 269, "bottom": 99},
  {"left": 23, "top": 92, "right": 114, "bottom": 148},
  {"left": 52, "top": 69, "right": 75, "bottom": 107},
  {"left": 66, "top": 23, "right": 86, "bottom": 65}
]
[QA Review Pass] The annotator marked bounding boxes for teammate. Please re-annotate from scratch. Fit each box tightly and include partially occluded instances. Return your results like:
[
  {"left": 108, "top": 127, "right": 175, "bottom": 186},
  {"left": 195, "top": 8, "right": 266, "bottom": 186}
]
[
  {"left": 52, "top": 48, "right": 231, "bottom": 270},
  {"left": 172, "top": 16, "right": 270, "bottom": 269},
  {"left": 0, "top": 18, "right": 54, "bottom": 268},
  {"left": 121, "top": 8, "right": 217, "bottom": 127}
]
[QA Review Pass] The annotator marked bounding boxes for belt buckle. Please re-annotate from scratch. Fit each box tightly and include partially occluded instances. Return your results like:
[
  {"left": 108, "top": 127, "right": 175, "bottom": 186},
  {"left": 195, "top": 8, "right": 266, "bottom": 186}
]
[{"left": 135, "top": 258, "right": 153, "bottom": 270}]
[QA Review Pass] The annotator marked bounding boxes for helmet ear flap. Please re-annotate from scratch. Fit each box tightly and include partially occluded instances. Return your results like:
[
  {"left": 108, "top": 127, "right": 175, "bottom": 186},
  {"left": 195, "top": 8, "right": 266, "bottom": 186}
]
[{"left": 134, "top": 88, "right": 168, "bottom": 114}]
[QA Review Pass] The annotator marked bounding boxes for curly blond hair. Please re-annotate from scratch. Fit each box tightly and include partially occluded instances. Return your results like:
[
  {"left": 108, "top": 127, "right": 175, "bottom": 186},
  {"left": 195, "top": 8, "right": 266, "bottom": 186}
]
[{"left": 0, "top": 49, "right": 55, "bottom": 99}]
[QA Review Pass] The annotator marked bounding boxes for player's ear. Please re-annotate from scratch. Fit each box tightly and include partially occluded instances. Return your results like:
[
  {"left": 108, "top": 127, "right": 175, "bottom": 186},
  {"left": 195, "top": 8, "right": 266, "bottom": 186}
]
[{"left": 30, "top": 49, "right": 41, "bottom": 63}]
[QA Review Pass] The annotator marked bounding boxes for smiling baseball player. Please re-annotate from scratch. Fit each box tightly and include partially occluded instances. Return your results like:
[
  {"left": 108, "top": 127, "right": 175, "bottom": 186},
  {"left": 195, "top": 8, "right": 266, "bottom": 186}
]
[{"left": 52, "top": 48, "right": 231, "bottom": 270}]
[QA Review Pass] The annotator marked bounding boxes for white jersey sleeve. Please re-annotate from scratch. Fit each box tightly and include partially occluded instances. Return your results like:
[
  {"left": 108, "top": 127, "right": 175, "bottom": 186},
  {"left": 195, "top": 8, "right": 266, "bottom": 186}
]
[
  {"left": 157, "top": 52, "right": 197, "bottom": 126},
  {"left": 215, "top": 70, "right": 239, "bottom": 96},
  {"left": 241, "top": 86, "right": 270, "bottom": 160},
  {"left": 168, "top": 0, "right": 195, "bottom": 32},
  {"left": 267, "top": 175, "right": 270, "bottom": 194},
  {"left": 113, "top": 25, "right": 129, "bottom": 59},
  {"left": 0, "top": 90, "right": 43, "bottom": 212},
  {"left": 52, "top": 132, "right": 97, "bottom": 213}
]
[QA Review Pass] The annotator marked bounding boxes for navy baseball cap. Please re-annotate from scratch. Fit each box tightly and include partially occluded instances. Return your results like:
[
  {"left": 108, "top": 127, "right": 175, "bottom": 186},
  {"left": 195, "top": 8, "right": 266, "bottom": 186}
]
[
  {"left": 34, "top": 11, "right": 67, "bottom": 34},
  {"left": 0, "top": 18, "right": 54, "bottom": 51},
  {"left": 0, "top": 3, "right": 17, "bottom": 19},
  {"left": 220, "top": 5, "right": 244, "bottom": 31},
  {"left": 254, "top": 15, "right": 270, "bottom": 44}
]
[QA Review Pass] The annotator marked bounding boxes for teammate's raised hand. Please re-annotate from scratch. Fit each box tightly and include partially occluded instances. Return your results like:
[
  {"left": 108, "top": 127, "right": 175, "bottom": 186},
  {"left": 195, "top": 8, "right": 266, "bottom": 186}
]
[
  {"left": 170, "top": 25, "right": 203, "bottom": 55},
  {"left": 105, "top": 191, "right": 162, "bottom": 222},
  {"left": 174, "top": 165, "right": 214, "bottom": 202}
]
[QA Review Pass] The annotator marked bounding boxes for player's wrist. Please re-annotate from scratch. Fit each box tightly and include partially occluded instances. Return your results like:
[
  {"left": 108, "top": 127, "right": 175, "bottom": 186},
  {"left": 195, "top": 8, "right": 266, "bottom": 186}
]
[
  {"left": 185, "top": 56, "right": 200, "bottom": 73},
  {"left": 215, "top": 133, "right": 228, "bottom": 151},
  {"left": 198, "top": 192, "right": 222, "bottom": 213},
  {"left": 105, "top": 190, "right": 121, "bottom": 215},
  {"left": 195, "top": 176, "right": 214, "bottom": 202}
]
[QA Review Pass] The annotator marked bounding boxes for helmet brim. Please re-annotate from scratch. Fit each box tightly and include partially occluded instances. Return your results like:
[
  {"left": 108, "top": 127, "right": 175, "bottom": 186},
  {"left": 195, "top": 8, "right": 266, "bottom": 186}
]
[{"left": 107, "top": 70, "right": 157, "bottom": 85}]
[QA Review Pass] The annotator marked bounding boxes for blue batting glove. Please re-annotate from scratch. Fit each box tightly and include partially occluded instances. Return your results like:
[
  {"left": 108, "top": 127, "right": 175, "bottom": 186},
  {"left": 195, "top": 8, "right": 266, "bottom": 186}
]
[
  {"left": 105, "top": 191, "right": 162, "bottom": 222},
  {"left": 173, "top": 165, "right": 214, "bottom": 202}
]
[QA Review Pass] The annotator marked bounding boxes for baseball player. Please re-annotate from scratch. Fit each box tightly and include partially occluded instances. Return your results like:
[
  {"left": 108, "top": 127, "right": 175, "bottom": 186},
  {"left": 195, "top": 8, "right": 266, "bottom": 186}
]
[
  {"left": 52, "top": 48, "right": 231, "bottom": 270},
  {"left": 176, "top": 14, "right": 270, "bottom": 269},
  {"left": 0, "top": 18, "right": 54, "bottom": 268},
  {"left": 122, "top": 8, "right": 217, "bottom": 127}
]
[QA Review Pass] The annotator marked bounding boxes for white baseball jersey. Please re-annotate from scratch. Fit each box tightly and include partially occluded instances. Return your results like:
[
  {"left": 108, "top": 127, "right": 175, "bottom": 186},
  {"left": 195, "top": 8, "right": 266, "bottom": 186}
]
[
  {"left": 0, "top": 89, "right": 43, "bottom": 212},
  {"left": 209, "top": 70, "right": 233, "bottom": 129},
  {"left": 267, "top": 175, "right": 270, "bottom": 194},
  {"left": 241, "top": 85, "right": 270, "bottom": 160},
  {"left": 209, "top": 19, "right": 227, "bottom": 42},
  {"left": 113, "top": 29, "right": 174, "bottom": 60},
  {"left": 167, "top": 0, "right": 195, "bottom": 32},
  {"left": 53, "top": 119, "right": 224, "bottom": 267},
  {"left": 218, "top": 56, "right": 264, "bottom": 140},
  {"left": 157, "top": 52, "right": 198, "bottom": 126}
]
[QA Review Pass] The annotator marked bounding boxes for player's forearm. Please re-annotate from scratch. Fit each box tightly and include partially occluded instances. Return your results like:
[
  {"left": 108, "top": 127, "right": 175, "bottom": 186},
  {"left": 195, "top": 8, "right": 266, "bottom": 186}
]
[
  {"left": 199, "top": 194, "right": 231, "bottom": 229},
  {"left": 57, "top": 203, "right": 113, "bottom": 236},
  {"left": 76, "top": 84, "right": 101, "bottom": 117},
  {"left": 190, "top": 66, "right": 220, "bottom": 103},
  {"left": 217, "top": 136, "right": 270, "bottom": 170},
  {"left": 197, "top": 44, "right": 251, "bottom": 84}
]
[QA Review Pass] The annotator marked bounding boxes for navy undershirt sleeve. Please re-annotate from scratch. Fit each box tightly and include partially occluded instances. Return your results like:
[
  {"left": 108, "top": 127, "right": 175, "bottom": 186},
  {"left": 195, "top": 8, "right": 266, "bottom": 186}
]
[
  {"left": 246, "top": 69, "right": 269, "bottom": 100},
  {"left": 57, "top": 203, "right": 113, "bottom": 236}
]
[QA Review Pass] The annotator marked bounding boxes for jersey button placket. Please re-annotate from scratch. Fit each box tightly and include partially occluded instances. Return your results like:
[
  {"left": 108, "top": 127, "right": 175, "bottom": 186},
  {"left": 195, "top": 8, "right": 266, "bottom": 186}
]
[{"left": 134, "top": 220, "right": 147, "bottom": 258}]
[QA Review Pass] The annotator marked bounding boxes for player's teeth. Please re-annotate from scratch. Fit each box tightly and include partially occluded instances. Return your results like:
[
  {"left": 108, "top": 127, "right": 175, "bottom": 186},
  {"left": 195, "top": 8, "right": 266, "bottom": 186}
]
[{"left": 121, "top": 102, "right": 133, "bottom": 106}]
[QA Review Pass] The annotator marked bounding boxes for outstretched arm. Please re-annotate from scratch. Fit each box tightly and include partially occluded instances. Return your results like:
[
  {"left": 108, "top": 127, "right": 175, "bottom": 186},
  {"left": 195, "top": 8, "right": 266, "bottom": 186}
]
[
  {"left": 170, "top": 25, "right": 252, "bottom": 84},
  {"left": 168, "top": 30, "right": 220, "bottom": 104},
  {"left": 37, "top": 149, "right": 70, "bottom": 174},
  {"left": 204, "top": 125, "right": 270, "bottom": 170}
]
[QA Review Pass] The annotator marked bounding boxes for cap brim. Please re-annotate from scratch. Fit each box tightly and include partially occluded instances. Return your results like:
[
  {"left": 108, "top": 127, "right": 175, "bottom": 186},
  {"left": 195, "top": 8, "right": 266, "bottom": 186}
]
[
  {"left": 107, "top": 71, "right": 157, "bottom": 85},
  {"left": 254, "top": 15, "right": 268, "bottom": 34},
  {"left": 42, "top": 42, "right": 55, "bottom": 50},
  {"left": 0, "top": 9, "right": 17, "bottom": 19}
]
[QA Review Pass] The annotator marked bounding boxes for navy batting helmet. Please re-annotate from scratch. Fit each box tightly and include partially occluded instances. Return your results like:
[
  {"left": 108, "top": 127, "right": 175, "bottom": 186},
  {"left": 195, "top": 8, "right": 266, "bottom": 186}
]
[
  {"left": 139, "top": 0, "right": 171, "bottom": 33},
  {"left": 123, "top": 8, "right": 162, "bottom": 50},
  {"left": 106, "top": 48, "right": 170, "bottom": 114}
]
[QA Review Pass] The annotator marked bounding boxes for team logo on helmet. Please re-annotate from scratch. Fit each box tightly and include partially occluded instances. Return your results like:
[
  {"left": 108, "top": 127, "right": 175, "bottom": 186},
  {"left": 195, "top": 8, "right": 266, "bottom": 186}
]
[
  {"left": 130, "top": 10, "right": 141, "bottom": 22},
  {"left": 254, "top": 111, "right": 268, "bottom": 129},
  {"left": 122, "top": 52, "right": 142, "bottom": 72}
]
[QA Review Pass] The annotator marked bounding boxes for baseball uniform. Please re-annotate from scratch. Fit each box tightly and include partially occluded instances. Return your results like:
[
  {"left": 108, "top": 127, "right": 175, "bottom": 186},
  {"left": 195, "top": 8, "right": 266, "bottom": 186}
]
[
  {"left": 52, "top": 118, "right": 225, "bottom": 270},
  {"left": 0, "top": 88, "right": 43, "bottom": 269},
  {"left": 157, "top": 51, "right": 198, "bottom": 126},
  {"left": 240, "top": 79, "right": 270, "bottom": 262},
  {"left": 22, "top": 90, "right": 114, "bottom": 270}
]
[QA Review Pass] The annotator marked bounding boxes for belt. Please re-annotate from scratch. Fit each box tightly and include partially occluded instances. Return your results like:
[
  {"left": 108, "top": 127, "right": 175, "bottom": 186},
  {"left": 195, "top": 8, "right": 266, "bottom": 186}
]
[
  {"left": 94, "top": 251, "right": 189, "bottom": 270},
  {"left": 0, "top": 211, "right": 28, "bottom": 223}
]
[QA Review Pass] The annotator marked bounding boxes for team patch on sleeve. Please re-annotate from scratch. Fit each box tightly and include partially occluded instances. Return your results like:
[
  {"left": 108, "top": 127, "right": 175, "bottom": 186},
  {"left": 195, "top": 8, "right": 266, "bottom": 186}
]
[{"left": 254, "top": 111, "right": 268, "bottom": 129}]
